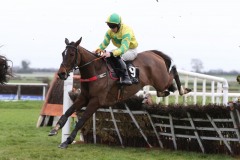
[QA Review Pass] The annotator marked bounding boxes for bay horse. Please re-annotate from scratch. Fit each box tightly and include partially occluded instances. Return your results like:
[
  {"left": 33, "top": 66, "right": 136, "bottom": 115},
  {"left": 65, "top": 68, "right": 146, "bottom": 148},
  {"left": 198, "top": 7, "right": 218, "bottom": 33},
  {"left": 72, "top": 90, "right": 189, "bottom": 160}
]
[
  {"left": 0, "top": 55, "right": 12, "bottom": 84},
  {"left": 49, "top": 37, "right": 191, "bottom": 148}
]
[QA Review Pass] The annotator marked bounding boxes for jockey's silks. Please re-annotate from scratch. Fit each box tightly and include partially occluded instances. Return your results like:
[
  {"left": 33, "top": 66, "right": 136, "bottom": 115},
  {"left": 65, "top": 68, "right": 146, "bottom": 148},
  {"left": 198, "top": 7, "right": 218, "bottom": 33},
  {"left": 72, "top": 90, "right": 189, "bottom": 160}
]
[{"left": 98, "top": 24, "right": 138, "bottom": 56}]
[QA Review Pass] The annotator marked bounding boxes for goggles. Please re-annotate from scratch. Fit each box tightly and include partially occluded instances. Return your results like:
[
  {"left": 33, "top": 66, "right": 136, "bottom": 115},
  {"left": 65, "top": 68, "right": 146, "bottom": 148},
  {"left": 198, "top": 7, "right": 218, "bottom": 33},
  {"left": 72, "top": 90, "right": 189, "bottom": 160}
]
[{"left": 107, "top": 23, "right": 118, "bottom": 29}]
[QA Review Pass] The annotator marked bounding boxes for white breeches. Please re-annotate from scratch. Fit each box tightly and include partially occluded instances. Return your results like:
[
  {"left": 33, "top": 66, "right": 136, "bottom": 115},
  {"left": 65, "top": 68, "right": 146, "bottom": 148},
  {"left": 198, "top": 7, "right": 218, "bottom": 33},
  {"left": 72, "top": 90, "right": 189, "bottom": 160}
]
[{"left": 121, "top": 48, "right": 138, "bottom": 61}]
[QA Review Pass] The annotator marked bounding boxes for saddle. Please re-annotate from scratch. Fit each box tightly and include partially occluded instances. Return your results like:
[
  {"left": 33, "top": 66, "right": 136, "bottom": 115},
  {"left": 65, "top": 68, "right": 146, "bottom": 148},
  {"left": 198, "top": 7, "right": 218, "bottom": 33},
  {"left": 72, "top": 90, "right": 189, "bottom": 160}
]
[{"left": 105, "top": 58, "right": 139, "bottom": 84}]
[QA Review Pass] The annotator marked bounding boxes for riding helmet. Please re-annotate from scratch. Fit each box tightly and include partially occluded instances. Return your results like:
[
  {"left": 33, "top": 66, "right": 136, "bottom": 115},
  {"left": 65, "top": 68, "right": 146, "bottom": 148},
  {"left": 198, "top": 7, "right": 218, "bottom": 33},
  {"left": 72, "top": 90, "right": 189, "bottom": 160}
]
[{"left": 106, "top": 13, "right": 121, "bottom": 24}]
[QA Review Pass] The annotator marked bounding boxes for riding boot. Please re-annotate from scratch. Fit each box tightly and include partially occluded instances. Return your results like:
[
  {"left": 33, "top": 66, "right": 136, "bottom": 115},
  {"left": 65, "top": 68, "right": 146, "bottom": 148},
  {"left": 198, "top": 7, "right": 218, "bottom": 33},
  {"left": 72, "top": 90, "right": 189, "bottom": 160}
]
[
  {"left": 126, "top": 61, "right": 139, "bottom": 84},
  {"left": 116, "top": 57, "right": 132, "bottom": 85}
]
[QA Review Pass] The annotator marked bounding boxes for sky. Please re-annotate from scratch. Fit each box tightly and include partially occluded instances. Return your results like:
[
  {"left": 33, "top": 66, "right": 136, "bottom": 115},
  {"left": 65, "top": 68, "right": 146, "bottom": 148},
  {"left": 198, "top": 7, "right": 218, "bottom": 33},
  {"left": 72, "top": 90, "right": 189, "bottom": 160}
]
[{"left": 0, "top": 0, "right": 240, "bottom": 72}]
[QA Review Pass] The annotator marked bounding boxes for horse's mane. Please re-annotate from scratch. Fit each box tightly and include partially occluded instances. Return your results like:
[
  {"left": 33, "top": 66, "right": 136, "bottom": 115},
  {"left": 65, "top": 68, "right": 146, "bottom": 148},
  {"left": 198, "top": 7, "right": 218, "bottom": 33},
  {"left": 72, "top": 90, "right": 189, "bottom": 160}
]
[
  {"left": 78, "top": 45, "right": 100, "bottom": 58},
  {"left": 0, "top": 55, "right": 12, "bottom": 84},
  {"left": 149, "top": 50, "right": 172, "bottom": 71}
]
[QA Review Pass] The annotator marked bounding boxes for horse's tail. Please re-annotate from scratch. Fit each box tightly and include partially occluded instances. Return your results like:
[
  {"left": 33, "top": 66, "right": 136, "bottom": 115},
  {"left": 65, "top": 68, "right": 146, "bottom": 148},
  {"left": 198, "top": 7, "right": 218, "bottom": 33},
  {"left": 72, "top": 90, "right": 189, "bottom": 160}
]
[{"left": 150, "top": 50, "right": 172, "bottom": 71}]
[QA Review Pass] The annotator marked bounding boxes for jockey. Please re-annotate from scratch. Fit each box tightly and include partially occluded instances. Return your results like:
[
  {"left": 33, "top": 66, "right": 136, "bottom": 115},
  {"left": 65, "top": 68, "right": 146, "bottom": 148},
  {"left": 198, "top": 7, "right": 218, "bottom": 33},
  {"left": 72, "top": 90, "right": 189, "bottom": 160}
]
[{"left": 95, "top": 13, "right": 138, "bottom": 85}]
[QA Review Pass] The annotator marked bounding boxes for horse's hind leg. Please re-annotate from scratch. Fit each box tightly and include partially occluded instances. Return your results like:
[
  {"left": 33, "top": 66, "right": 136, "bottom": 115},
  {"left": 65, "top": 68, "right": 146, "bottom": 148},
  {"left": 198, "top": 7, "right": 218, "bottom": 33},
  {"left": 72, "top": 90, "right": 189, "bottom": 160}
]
[
  {"left": 157, "top": 84, "right": 177, "bottom": 97},
  {"left": 172, "top": 65, "right": 191, "bottom": 95},
  {"left": 156, "top": 67, "right": 176, "bottom": 97}
]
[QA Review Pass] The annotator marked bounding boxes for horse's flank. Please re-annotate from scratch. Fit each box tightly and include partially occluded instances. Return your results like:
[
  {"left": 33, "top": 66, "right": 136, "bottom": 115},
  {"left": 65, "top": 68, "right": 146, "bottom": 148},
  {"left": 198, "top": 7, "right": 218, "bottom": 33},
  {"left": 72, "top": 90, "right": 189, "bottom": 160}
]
[{"left": 150, "top": 50, "right": 172, "bottom": 71}]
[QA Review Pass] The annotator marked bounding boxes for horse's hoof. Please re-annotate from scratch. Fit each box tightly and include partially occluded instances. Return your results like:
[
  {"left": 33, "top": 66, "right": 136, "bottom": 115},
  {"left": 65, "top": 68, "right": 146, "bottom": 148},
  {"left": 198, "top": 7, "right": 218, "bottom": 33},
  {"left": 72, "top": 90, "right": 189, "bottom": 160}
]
[
  {"left": 180, "top": 87, "right": 192, "bottom": 96},
  {"left": 58, "top": 142, "right": 68, "bottom": 149},
  {"left": 157, "top": 91, "right": 170, "bottom": 97},
  {"left": 185, "top": 88, "right": 192, "bottom": 93},
  {"left": 48, "top": 129, "right": 58, "bottom": 136}
]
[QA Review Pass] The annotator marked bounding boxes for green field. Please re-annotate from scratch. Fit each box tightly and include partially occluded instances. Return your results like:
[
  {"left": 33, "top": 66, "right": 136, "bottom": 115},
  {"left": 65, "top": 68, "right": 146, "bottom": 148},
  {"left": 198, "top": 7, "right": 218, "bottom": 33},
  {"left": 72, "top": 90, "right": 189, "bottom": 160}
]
[
  {"left": 9, "top": 72, "right": 56, "bottom": 83},
  {"left": 0, "top": 101, "right": 238, "bottom": 160}
]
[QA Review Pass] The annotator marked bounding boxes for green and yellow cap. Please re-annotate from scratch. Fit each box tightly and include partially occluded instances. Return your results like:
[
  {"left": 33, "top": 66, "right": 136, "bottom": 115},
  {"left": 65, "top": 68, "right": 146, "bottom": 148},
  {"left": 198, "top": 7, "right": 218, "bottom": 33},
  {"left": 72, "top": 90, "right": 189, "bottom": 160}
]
[{"left": 106, "top": 13, "right": 121, "bottom": 24}]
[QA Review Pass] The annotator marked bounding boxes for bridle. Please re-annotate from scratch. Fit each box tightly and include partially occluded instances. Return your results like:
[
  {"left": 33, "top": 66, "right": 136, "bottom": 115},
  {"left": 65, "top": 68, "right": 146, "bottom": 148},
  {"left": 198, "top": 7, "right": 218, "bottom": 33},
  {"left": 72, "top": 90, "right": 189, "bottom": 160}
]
[{"left": 61, "top": 44, "right": 104, "bottom": 74}]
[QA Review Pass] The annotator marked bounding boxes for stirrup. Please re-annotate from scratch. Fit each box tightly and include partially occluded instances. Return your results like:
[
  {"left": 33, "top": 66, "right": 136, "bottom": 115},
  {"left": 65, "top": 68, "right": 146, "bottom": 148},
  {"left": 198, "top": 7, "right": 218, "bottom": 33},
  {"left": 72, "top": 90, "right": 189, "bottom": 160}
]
[
  {"left": 131, "top": 77, "right": 139, "bottom": 84},
  {"left": 120, "top": 77, "right": 132, "bottom": 85}
]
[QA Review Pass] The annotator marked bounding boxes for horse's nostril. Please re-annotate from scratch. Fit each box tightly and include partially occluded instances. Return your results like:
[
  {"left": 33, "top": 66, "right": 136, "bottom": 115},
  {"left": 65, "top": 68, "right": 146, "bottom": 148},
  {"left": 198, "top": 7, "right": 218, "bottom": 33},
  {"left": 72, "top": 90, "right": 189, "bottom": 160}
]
[{"left": 58, "top": 72, "right": 65, "bottom": 79}]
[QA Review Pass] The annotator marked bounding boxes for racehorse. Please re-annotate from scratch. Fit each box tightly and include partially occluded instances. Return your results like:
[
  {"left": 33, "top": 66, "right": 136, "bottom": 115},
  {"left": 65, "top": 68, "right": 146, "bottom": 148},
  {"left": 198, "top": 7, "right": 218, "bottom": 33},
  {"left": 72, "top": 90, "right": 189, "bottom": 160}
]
[
  {"left": 0, "top": 55, "right": 12, "bottom": 84},
  {"left": 49, "top": 37, "right": 191, "bottom": 148}
]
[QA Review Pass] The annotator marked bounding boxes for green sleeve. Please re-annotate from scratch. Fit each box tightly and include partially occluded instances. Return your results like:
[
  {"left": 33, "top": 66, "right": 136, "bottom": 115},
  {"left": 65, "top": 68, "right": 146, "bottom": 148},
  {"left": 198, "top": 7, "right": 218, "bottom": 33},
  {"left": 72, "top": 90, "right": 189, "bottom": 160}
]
[
  {"left": 113, "top": 33, "right": 131, "bottom": 56},
  {"left": 99, "top": 31, "right": 111, "bottom": 50}
]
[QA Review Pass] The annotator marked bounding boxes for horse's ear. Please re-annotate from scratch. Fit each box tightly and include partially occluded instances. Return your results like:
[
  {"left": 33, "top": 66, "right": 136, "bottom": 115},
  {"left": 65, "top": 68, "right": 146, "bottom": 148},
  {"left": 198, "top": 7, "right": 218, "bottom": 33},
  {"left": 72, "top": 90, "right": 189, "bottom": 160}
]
[
  {"left": 75, "top": 37, "right": 82, "bottom": 46},
  {"left": 65, "top": 38, "right": 70, "bottom": 45}
]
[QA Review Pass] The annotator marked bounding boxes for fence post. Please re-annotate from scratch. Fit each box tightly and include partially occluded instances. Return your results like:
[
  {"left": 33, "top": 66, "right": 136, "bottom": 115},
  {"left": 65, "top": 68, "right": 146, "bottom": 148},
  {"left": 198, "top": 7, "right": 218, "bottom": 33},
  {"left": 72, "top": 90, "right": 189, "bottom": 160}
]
[
  {"left": 202, "top": 79, "right": 206, "bottom": 105},
  {"left": 42, "top": 86, "right": 46, "bottom": 101},
  {"left": 61, "top": 72, "right": 73, "bottom": 143},
  {"left": 17, "top": 85, "right": 21, "bottom": 100},
  {"left": 222, "top": 79, "right": 229, "bottom": 106}
]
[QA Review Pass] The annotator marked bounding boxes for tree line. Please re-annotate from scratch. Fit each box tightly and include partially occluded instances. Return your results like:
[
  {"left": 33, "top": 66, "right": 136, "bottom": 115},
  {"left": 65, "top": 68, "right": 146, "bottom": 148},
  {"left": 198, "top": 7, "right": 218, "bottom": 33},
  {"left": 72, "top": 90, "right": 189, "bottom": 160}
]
[{"left": 12, "top": 60, "right": 57, "bottom": 73}]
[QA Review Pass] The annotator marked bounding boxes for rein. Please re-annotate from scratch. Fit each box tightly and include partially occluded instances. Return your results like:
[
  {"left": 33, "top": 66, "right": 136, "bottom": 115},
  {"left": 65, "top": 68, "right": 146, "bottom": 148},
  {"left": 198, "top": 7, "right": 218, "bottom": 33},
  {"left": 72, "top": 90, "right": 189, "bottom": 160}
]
[
  {"left": 78, "top": 56, "right": 104, "bottom": 68},
  {"left": 64, "top": 45, "right": 106, "bottom": 82},
  {"left": 66, "top": 45, "right": 104, "bottom": 69}
]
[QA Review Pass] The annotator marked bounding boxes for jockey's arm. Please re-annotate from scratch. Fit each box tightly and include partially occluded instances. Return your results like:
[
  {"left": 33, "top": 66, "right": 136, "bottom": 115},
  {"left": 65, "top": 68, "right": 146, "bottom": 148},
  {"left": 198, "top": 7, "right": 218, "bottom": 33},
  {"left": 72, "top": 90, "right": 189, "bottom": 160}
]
[
  {"left": 96, "top": 31, "right": 111, "bottom": 53},
  {"left": 112, "top": 33, "right": 131, "bottom": 56}
]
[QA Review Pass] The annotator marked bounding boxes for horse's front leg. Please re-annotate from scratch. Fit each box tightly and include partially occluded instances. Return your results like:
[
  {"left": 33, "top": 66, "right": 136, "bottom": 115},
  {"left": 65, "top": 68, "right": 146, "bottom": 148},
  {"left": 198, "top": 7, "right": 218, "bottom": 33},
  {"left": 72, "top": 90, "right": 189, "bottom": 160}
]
[
  {"left": 59, "top": 97, "right": 100, "bottom": 149},
  {"left": 48, "top": 97, "right": 86, "bottom": 136},
  {"left": 48, "top": 104, "right": 76, "bottom": 136}
]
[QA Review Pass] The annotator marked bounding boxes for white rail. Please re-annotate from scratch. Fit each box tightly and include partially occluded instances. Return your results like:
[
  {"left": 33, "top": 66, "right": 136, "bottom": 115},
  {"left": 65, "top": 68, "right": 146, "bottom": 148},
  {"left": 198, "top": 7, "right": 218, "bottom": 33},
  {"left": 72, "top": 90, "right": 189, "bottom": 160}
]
[
  {"left": 2, "top": 83, "right": 48, "bottom": 100},
  {"left": 138, "top": 69, "right": 232, "bottom": 106},
  {"left": 179, "top": 69, "right": 229, "bottom": 106}
]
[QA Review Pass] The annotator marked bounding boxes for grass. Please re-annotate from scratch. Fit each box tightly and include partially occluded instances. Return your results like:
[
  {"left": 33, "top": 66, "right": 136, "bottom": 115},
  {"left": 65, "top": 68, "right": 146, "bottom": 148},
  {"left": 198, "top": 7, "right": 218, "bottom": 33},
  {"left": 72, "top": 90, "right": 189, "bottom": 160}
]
[{"left": 0, "top": 101, "right": 239, "bottom": 160}]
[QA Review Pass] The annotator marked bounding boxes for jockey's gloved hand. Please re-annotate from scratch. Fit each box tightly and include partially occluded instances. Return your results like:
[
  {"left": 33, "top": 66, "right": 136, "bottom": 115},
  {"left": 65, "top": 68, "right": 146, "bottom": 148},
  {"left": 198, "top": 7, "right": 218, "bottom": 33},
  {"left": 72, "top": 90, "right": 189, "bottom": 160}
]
[
  {"left": 102, "top": 51, "right": 112, "bottom": 58},
  {"left": 95, "top": 48, "right": 104, "bottom": 56}
]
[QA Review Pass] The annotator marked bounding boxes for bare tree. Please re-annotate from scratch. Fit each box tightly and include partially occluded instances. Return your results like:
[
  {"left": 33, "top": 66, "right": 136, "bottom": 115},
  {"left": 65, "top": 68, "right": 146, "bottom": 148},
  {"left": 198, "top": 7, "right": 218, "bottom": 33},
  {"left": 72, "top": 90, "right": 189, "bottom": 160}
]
[
  {"left": 191, "top": 58, "right": 203, "bottom": 73},
  {"left": 21, "top": 60, "right": 30, "bottom": 70},
  {"left": 18, "top": 60, "right": 32, "bottom": 73}
]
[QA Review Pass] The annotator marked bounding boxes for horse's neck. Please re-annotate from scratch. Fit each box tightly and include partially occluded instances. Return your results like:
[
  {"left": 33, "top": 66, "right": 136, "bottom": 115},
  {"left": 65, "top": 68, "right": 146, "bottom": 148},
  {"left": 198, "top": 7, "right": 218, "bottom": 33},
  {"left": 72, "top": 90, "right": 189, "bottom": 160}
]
[
  {"left": 78, "top": 46, "right": 103, "bottom": 77},
  {"left": 79, "top": 46, "right": 95, "bottom": 62}
]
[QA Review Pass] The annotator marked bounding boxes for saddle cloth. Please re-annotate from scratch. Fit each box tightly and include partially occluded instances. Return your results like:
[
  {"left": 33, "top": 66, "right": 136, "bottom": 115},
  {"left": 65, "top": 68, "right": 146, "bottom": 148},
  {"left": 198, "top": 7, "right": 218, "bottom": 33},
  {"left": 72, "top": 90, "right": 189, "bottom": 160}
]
[{"left": 105, "top": 59, "right": 139, "bottom": 84}]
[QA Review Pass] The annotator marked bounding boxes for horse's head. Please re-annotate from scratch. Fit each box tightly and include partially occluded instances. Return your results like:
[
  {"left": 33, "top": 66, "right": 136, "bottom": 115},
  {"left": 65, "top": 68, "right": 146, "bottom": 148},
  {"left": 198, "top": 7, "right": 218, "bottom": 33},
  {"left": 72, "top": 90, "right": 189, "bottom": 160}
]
[{"left": 58, "top": 37, "right": 82, "bottom": 80}]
